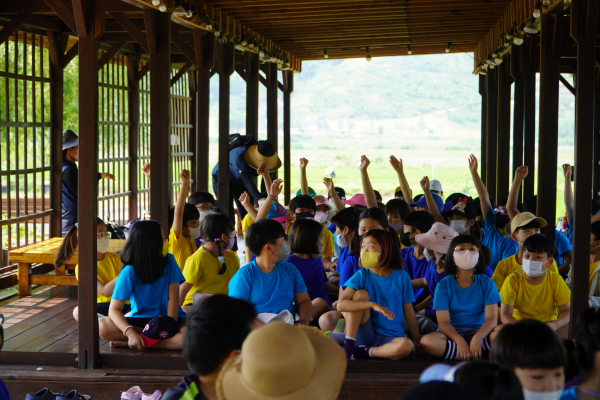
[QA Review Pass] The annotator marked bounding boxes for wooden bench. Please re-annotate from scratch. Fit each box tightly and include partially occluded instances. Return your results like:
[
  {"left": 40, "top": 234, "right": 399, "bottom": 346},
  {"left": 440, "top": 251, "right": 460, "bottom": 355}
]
[{"left": 9, "top": 237, "right": 126, "bottom": 295}]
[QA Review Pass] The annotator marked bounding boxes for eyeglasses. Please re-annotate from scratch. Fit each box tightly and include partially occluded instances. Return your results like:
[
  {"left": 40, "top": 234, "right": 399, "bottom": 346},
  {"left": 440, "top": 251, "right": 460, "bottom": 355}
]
[
  {"left": 196, "top": 205, "right": 217, "bottom": 212},
  {"left": 97, "top": 232, "right": 112, "bottom": 239},
  {"left": 454, "top": 247, "right": 479, "bottom": 254}
]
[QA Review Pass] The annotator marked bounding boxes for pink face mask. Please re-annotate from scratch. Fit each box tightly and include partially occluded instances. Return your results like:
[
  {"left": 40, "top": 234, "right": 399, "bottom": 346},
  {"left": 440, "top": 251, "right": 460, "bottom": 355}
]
[
  {"left": 222, "top": 233, "right": 236, "bottom": 251},
  {"left": 453, "top": 250, "right": 479, "bottom": 270},
  {"left": 313, "top": 211, "right": 328, "bottom": 224}
]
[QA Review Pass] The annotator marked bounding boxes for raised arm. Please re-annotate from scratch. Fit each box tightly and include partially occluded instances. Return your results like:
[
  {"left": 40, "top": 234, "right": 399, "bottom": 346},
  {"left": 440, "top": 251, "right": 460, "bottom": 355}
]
[
  {"left": 507, "top": 166, "right": 528, "bottom": 219},
  {"left": 389, "top": 156, "right": 413, "bottom": 205},
  {"left": 256, "top": 179, "right": 283, "bottom": 221},
  {"left": 420, "top": 176, "right": 445, "bottom": 223},
  {"left": 563, "top": 164, "right": 574, "bottom": 223},
  {"left": 239, "top": 191, "right": 258, "bottom": 221},
  {"left": 173, "top": 169, "right": 190, "bottom": 236},
  {"left": 300, "top": 158, "right": 309, "bottom": 195},
  {"left": 324, "top": 177, "right": 345, "bottom": 211},
  {"left": 239, "top": 170, "right": 263, "bottom": 200},
  {"left": 469, "top": 154, "right": 492, "bottom": 219},
  {"left": 257, "top": 162, "right": 272, "bottom": 199},
  {"left": 359, "top": 155, "right": 378, "bottom": 209}
]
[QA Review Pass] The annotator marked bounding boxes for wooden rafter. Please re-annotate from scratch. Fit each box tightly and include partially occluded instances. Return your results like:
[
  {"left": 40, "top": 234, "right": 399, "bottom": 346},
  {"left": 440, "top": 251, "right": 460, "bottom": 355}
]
[
  {"left": 98, "top": 41, "right": 125, "bottom": 69},
  {"left": 171, "top": 33, "right": 197, "bottom": 67},
  {"left": 142, "top": 6, "right": 156, "bottom": 55},
  {"left": 110, "top": 11, "right": 149, "bottom": 53},
  {"left": 43, "top": 0, "right": 77, "bottom": 33},
  {"left": 170, "top": 62, "right": 193, "bottom": 86},
  {"left": 71, "top": 0, "right": 88, "bottom": 37},
  {"left": 0, "top": 14, "right": 32, "bottom": 47},
  {"left": 62, "top": 41, "right": 79, "bottom": 68}
]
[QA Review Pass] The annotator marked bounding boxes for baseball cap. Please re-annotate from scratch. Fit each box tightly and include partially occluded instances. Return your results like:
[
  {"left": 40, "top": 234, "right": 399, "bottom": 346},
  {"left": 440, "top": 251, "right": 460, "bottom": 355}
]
[
  {"left": 510, "top": 212, "right": 547, "bottom": 234},
  {"left": 410, "top": 193, "right": 444, "bottom": 213},
  {"left": 394, "top": 186, "right": 412, "bottom": 197},
  {"left": 447, "top": 199, "right": 476, "bottom": 220},
  {"left": 313, "top": 195, "right": 332, "bottom": 211},
  {"left": 296, "top": 187, "right": 317, "bottom": 197},
  {"left": 444, "top": 193, "right": 472, "bottom": 212},
  {"left": 267, "top": 202, "right": 292, "bottom": 223},
  {"left": 328, "top": 187, "right": 346, "bottom": 200},
  {"left": 343, "top": 194, "right": 367, "bottom": 207},
  {"left": 430, "top": 180, "right": 443, "bottom": 193},
  {"left": 62, "top": 130, "right": 79, "bottom": 150},
  {"left": 140, "top": 315, "right": 180, "bottom": 348}
]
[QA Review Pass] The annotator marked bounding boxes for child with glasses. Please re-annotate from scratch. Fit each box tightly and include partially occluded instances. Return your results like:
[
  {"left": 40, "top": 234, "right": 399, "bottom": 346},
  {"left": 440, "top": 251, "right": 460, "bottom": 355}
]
[
  {"left": 421, "top": 235, "right": 501, "bottom": 361},
  {"left": 56, "top": 217, "right": 131, "bottom": 319}
]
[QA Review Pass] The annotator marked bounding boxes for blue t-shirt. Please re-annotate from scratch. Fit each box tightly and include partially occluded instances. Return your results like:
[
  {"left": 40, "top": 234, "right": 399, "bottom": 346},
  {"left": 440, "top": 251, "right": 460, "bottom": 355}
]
[
  {"left": 228, "top": 261, "right": 308, "bottom": 314},
  {"left": 554, "top": 230, "right": 572, "bottom": 268},
  {"left": 343, "top": 268, "right": 415, "bottom": 338},
  {"left": 433, "top": 274, "right": 501, "bottom": 329},
  {"left": 338, "top": 246, "right": 360, "bottom": 286},
  {"left": 328, "top": 223, "right": 336, "bottom": 234},
  {"left": 482, "top": 208, "right": 519, "bottom": 270},
  {"left": 401, "top": 247, "right": 435, "bottom": 304},
  {"left": 286, "top": 254, "right": 332, "bottom": 307},
  {"left": 424, "top": 264, "right": 446, "bottom": 317},
  {"left": 560, "top": 388, "right": 578, "bottom": 400},
  {"left": 112, "top": 253, "right": 187, "bottom": 320},
  {"left": 0, "top": 379, "right": 9, "bottom": 400}
]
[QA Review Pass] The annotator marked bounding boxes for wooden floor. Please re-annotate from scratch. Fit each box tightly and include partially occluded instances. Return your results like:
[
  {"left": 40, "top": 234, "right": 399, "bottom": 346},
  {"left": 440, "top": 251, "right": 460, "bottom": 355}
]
[{"left": 0, "top": 284, "right": 184, "bottom": 358}]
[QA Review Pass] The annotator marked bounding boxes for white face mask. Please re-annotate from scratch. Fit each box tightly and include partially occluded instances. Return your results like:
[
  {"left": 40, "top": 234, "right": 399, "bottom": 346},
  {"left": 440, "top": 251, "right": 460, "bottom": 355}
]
[
  {"left": 522, "top": 259, "right": 546, "bottom": 277},
  {"left": 199, "top": 210, "right": 215, "bottom": 222},
  {"left": 336, "top": 233, "right": 348, "bottom": 248},
  {"left": 423, "top": 248, "right": 435, "bottom": 263},
  {"left": 314, "top": 211, "right": 328, "bottom": 224},
  {"left": 327, "top": 209, "right": 336, "bottom": 221},
  {"left": 97, "top": 236, "right": 109, "bottom": 254},
  {"left": 188, "top": 225, "right": 201, "bottom": 239},
  {"left": 450, "top": 220, "right": 469, "bottom": 235},
  {"left": 522, "top": 389, "right": 563, "bottom": 400}
]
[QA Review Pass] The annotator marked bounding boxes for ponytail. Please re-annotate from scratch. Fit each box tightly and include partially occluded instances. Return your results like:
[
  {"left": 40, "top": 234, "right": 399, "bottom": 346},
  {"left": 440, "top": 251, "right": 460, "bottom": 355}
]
[
  {"left": 55, "top": 226, "right": 78, "bottom": 268},
  {"left": 214, "top": 239, "right": 227, "bottom": 275}
]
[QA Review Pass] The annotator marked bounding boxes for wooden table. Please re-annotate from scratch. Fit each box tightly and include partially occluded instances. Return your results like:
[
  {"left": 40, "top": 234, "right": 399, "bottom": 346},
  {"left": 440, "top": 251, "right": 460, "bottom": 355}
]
[{"left": 9, "top": 237, "right": 126, "bottom": 295}]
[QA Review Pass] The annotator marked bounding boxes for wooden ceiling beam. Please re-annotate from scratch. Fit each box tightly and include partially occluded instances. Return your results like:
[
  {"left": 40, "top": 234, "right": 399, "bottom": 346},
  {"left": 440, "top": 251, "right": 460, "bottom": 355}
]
[
  {"left": 110, "top": 11, "right": 149, "bottom": 52},
  {"left": 2, "top": 0, "right": 141, "bottom": 14},
  {"left": 0, "top": 14, "right": 31, "bottom": 47},
  {"left": 43, "top": 0, "right": 77, "bottom": 33},
  {"left": 204, "top": 0, "right": 510, "bottom": 6},
  {"left": 279, "top": 37, "right": 482, "bottom": 49},
  {"left": 0, "top": 13, "right": 67, "bottom": 32}
]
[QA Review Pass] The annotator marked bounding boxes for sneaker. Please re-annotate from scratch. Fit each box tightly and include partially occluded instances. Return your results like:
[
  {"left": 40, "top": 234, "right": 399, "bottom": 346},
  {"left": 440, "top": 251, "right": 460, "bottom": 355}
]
[
  {"left": 121, "top": 386, "right": 143, "bottom": 400},
  {"left": 141, "top": 390, "right": 162, "bottom": 400},
  {"left": 56, "top": 391, "right": 92, "bottom": 400},
  {"left": 26, "top": 389, "right": 64, "bottom": 400}
]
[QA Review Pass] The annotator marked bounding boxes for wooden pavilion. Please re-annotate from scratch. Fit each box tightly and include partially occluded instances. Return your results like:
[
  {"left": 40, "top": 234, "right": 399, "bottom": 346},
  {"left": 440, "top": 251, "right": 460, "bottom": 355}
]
[{"left": 0, "top": 0, "right": 598, "bottom": 398}]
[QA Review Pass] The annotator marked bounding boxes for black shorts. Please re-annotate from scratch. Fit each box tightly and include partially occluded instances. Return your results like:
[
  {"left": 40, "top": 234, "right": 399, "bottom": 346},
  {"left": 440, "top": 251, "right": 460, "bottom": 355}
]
[
  {"left": 125, "top": 316, "right": 187, "bottom": 329},
  {"left": 97, "top": 303, "right": 131, "bottom": 317}
]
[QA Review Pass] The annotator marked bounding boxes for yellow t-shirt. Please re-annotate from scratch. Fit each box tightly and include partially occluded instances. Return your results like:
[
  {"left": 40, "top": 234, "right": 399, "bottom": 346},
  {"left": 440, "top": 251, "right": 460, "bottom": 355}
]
[
  {"left": 500, "top": 270, "right": 571, "bottom": 323},
  {"left": 322, "top": 228, "right": 334, "bottom": 258},
  {"left": 241, "top": 214, "right": 255, "bottom": 237},
  {"left": 169, "top": 227, "right": 198, "bottom": 272},
  {"left": 286, "top": 219, "right": 294, "bottom": 235},
  {"left": 75, "top": 251, "right": 126, "bottom": 304},
  {"left": 492, "top": 254, "right": 559, "bottom": 292},
  {"left": 590, "top": 261, "right": 600, "bottom": 293},
  {"left": 182, "top": 247, "right": 240, "bottom": 305}
]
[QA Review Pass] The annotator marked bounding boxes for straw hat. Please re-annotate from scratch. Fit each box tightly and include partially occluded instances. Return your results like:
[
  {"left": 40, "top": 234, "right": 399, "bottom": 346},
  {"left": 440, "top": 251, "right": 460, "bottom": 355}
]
[
  {"left": 510, "top": 212, "right": 547, "bottom": 234},
  {"left": 216, "top": 322, "right": 347, "bottom": 400},
  {"left": 244, "top": 140, "right": 282, "bottom": 172}
]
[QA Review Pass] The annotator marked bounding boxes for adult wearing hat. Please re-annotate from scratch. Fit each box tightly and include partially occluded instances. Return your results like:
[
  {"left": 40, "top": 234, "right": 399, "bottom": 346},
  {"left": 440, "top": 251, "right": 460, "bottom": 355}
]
[
  {"left": 62, "top": 130, "right": 115, "bottom": 235},
  {"left": 211, "top": 138, "right": 281, "bottom": 225}
]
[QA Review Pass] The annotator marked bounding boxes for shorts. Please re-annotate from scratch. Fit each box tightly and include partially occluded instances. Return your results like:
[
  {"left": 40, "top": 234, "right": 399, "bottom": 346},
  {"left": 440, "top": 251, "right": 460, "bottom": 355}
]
[
  {"left": 125, "top": 316, "right": 187, "bottom": 329},
  {"left": 97, "top": 302, "right": 131, "bottom": 317},
  {"left": 356, "top": 318, "right": 401, "bottom": 348},
  {"left": 454, "top": 327, "right": 482, "bottom": 344}
]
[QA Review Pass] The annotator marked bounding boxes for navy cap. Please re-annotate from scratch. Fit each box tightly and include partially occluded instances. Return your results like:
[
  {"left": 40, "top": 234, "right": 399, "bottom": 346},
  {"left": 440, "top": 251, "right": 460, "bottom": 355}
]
[
  {"left": 141, "top": 315, "right": 179, "bottom": 348},
  {"left": 447, "top": 199, "right": 476, "bottom": 220}
]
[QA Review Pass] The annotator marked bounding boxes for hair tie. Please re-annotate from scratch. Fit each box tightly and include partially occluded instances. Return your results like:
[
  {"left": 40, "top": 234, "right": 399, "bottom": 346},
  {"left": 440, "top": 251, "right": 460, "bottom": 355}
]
[{"left": 214, "top": 238, "right": 220, "bottom": 242}]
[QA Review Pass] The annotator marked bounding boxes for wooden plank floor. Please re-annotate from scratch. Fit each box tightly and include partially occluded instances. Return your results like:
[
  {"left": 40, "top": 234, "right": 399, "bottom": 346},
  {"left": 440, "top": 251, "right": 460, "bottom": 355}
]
[{"left": 0, "top": 284, "right": 184, "bottom": 357}]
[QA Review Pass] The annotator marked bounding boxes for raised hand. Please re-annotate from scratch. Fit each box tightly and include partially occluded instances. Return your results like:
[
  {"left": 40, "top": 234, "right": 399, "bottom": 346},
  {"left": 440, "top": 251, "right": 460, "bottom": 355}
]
[
  {"left": 389, "top": 155, "right": 403, "bottom": 173},
  {"left": 239, "top": 191, "right": 251, "bottom": 207},
  {"left": 271, "top": 179, "right": 283, "bottom": 197},
  {"left": 514, "top": 166, "right": 529, "bottom": 181},
  {"left": 562, "top": 164, "right": 572, "bottom": 180},
  {"left": 420, "top": 176, "right": 430, "bottom": 192},
  {"left": 359, "top": 155, "right": 370, "bottom": 171},
  {"left": 180, "top": 169, "right": 190, "bottom": 185},
  {"left": 468, "top": 154, "right": 478, "bottom": 174},
  {"left": 299, "top": 157, "right": 309, "bottom": 170},
  {"left": 142, "top": 163, "right": 151, "bottom": 180},
  {"left": 323, "top": 177, "right": 335, "bottom": 194},
  {"left": 257, "top": 162, "right": 268, "bottom": 176}
]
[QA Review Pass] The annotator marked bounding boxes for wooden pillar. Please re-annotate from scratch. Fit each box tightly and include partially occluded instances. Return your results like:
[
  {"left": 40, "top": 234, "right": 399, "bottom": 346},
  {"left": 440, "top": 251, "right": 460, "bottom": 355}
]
[
  {"left": 245, "top": 52, "right": 259, "bottom": 139},
  {"left": 511, "top": 45, "right": 525, "bottom": 206},
  {"left": 127, "top": 53, "right": 139, "bottom": 220},
  {"left": 283, "top": 70, "right": 294, "bottom": 205},
  {"left": 189, "top": 69, "right": 198, "bottom": 191},
  {"left": 479, "top": 75, "right": 487, "bottom": 186},
  {"left": 78, "top": 0, "right": 100, "bottom": 370},
  {"left": 486, "top": 68, "right": 498, "bottom": 202},
  {"left": 595, "top": 90, "right": 600, "bottom": 201},
  {"left": 216, "top": 41, "right": 234, "bottom": 213},
  {"left": 496, "top": 55, "right": 512, "bottom": 201},
  {"left": 537, "top": 7, "right": 563, "bottom": 240},
  {"left": 570, "top": 0, "right": 598, "bottom": 337},
  {"left": 48, "top": 31, "right": 64, "bottom": 237},
  {"left": 194, "top": 32, "right": 213, "bottom": 192},
  {"left": 266, "top": 63, "right": 278, "bottom": 178},
  {"left": 149, "top": 10, "right": 171, "bottom": 229},
  {"left": 522, "top": 35, "right": 537, "bottom": 204}
]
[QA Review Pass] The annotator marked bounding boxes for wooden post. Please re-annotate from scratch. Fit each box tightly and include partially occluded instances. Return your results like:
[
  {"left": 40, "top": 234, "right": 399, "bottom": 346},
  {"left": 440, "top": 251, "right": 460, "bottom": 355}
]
[
  {"left": 522, "top": 35, "right": 537, "bottom": 203},
  {"left": 283, "top": 70, "right": 294, "bottom": 205},
  {"left": 479, "top": 75, "right": 487, "bottom": 186},
  {"left": 216, "top": 40, "right": 234, "bottom": 213},
  {"left": 127, "top": 53, "right": 139, "bottom": 221},
  {"left": 77, "top": 0, "right": 100, "bottom": 370},
  {"left": 194, "top": 32, "right": 213, "bottom": 192},
  {"left": 486, "top": 68, "right": 498, "bottom": 202},
  {"left": 189, "top": 69, "right": 198, "bottom": 191},
  {"left": 266, "top": 63, "right": 278, "bottom": 178},
  {"left": 511, "top": 45, "right": 525, "bottom": 206},
  {"left": 570, "top": 0, "right": 598, "bottom": 337},
  {"left": 245, "top": 52, "right": 259, "bottom": 139},
  {"left": 537, "top": 7, "right": 563, "bottom": 240},
  {"left": 48, "top": 31, "right": 64, "bottom": 238},
  {"left": 149, "top": 10, "right": 171, "bottom": 229},
  {"left": 496, "top": 56, "right": 512, "bottom": 202}
]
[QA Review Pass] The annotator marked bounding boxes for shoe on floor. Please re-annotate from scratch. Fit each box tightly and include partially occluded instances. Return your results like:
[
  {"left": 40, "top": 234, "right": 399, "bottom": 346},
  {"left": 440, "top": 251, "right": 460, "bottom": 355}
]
[
  {"left": 141, "top": 390, "right": 162, "bottom": 400},
  {"left": 121, "top": 386, "right": 143, "bottom": 400},
  {"left": 25, "top": 389, "right": 64, "bottom": 400},
  {"left": 56, "top": 390, "right": 92, "bottom": 400}
]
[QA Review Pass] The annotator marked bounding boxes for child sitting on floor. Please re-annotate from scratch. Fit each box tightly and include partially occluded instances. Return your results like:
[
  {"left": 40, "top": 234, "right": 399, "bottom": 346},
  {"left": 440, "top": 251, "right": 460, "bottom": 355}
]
[
  {"left": 287, "top": 218, "right": 337, "bottom": 321},
  {"left": 338, "top": 229, "right": 420, "bottom": 360},
  {"left": 99, "top": 220, "right": 187, "bottom": 350},
  {"left": 228, "top": 219, "right": 312, "bottom": 325},
  {"left": 421, "top": 235, "right": 500, "bottom": 361},
  {"left": 385, "top": 198, "right": 411, "bottom": 249},
  {"left": 169, "top": 169, "right": 200, "bottom": 271},
  {"left": 179, "top": 213, "right": 240, "bottom": 314},
  {"left": 498, "top": 234, "right": 571, "bottom": 339},
  {"left": 57, "top": 218, "right": 131, "bottom": 319}
]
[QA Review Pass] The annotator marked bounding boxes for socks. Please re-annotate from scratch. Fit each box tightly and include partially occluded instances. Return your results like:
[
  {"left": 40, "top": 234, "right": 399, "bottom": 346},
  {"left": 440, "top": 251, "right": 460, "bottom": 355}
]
[
  {"left": 343, "top": 336, "right": 356, "bottom": 360},
  {"left": 325, "top": 331, "right": 345, "bottom": 345},
  {"left": 442, "top": 336, "right": 492, "bottom": 360},
  {"left": 353, "top": 345, "right": 373, "bottom": 358}
]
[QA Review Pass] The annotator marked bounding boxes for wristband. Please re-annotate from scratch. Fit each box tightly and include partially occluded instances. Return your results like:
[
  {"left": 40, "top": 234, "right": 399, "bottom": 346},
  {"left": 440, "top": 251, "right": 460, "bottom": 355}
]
[
  {"left": 123, "top": 326, "right": 133, "bottom": 337},
  {"left": 269, "top": 194, "right": 277, "bottom": 201}
]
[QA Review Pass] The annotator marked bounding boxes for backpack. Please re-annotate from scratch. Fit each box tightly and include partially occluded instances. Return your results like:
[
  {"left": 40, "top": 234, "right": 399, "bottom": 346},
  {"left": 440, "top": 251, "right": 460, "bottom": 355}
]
[
  {"left": 228, "top": 133, "right": 257, "bottom": 152},
  {"left": 589, "top": 264, "right": 600, "bottom": 308}
]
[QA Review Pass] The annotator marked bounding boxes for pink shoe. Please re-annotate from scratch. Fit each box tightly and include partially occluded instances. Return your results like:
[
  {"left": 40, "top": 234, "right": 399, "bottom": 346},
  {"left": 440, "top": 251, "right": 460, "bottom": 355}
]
[
  {"left": 142, "top": 390, "right": 162, "bottom": 400},
  {"left": 121, "top": 387, "right": 142, "bottom": 400}
]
